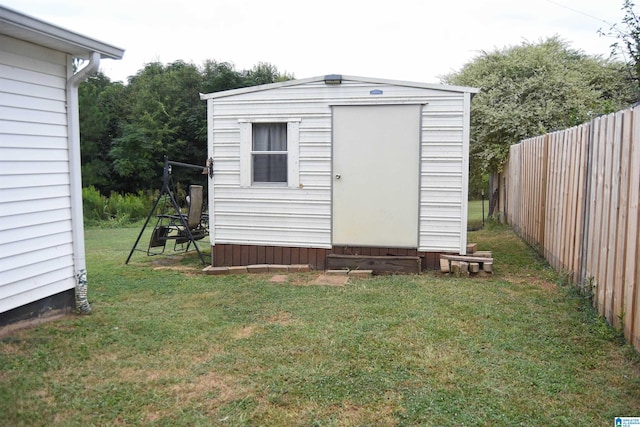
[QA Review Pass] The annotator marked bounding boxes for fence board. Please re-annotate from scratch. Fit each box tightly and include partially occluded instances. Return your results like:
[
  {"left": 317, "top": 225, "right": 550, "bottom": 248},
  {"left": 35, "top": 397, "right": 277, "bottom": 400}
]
[
  {"left": 609, "top": 112, "right": 624, "bottom": 327},
  {"left": 573, "top": 125, "right": 588, "bottom": 282},
  {"left": 627, "top": 107, "right": 640, "bottom": 348},
  {"left": 593, "top": 116, "right": 608, "bottom": 314},
  {"left": 504, "top": 106, "right": 640, "bottom": 353}
]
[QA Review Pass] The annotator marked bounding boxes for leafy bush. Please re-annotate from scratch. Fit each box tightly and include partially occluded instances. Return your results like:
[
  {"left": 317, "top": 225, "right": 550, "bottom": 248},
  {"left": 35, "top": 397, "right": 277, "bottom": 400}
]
[
  {"left": 82, "top": 186, "right": 108, "bottom": 222},
  {"left": 83, "top": 186, "right": 154, "bottom": 226}
]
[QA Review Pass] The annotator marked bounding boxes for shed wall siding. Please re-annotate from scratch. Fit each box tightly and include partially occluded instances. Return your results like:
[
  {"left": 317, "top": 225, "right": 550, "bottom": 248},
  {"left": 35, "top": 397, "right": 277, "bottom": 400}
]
[
  {"left": 0, "top": 34, "right": 75, "bottom": 313},
  {"left": 209, "top": 80, "right": 468, "bottom": 252}
]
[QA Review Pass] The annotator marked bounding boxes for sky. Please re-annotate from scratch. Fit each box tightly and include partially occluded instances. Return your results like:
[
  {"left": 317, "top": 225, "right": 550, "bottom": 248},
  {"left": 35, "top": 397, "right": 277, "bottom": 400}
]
[{"left": 2, "top": 0, "right": 628, "bottom": 84}]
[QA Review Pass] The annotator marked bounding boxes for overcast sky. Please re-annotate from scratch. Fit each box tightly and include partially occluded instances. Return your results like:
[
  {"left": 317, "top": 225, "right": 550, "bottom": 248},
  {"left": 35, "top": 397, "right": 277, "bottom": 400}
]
[{"left": 2, "top": 0, "right": 628, "bottom": 84}]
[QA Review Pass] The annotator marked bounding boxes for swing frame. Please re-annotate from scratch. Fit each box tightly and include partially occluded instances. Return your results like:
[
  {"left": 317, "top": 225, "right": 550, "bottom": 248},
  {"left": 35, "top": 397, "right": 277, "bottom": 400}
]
[{"left": 126, "top": 156, "right": 212, "bottom": 265}]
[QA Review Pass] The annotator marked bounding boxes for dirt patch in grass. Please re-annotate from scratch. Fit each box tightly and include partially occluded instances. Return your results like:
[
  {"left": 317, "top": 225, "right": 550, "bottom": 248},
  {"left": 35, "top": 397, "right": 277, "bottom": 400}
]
[
  {"left": 503, "top": 274, "right": 557, "bottom": 292},
  {"left": 169, "top": 371, "right": 250, "bottom": 410},
  {"left": 234, "top": 324, "right": 259, "bottom": 340},
  {"left": 265, "top": 311, "right": 294, "bottom": 326},
  {"left": 233, "top": 312, "right": 295, "bottom": 339},
  {"left": 0, "top": 341, "right": 22, "bottom": 355},
  {"left": 336, "top": 394, "right": 402, "bottom": 426}
]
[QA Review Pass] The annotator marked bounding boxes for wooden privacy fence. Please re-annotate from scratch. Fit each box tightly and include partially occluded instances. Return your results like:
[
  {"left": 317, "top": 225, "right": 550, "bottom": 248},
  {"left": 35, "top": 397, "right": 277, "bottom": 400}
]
[{"left": 504, "top": 106, "right": 640, "bottom": 352}]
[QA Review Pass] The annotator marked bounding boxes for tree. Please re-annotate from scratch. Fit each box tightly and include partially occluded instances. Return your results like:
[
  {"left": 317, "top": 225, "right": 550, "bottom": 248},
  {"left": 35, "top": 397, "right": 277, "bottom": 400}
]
[
  {"left": 82, "top": 60, "right": 294, "bottom": 193},
  {"left": 442, "top": 37, "right": 633, "bottom": 197},
  {"left": 600, "top": 0, "right": 640, "bottom": 100},
  {"left": 78, "top": 72, "right": 127, "bottom": 192},
  {"left": 108, "top": 61, "right": 206, "bottom": 192},
  {"left": 244, "top": 62, "right": 294, "bottom": 86}
]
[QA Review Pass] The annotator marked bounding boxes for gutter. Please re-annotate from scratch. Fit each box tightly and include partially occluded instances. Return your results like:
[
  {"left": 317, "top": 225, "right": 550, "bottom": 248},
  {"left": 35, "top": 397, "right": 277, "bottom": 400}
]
[{"left": 66, "top": 52, "right": 100, "bottom": 314}]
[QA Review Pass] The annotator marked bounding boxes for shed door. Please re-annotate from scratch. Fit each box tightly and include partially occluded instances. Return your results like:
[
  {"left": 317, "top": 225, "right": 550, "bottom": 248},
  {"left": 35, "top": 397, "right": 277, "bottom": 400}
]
[{"left": 332, "top": 105, "right": 420, "bottom": 247}]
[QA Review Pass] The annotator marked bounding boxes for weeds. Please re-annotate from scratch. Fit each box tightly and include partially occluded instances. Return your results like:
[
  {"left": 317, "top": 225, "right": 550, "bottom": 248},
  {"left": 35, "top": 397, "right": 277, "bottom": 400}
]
[{"left": 83, "top": 186, "right": 156, "bottom": 226}]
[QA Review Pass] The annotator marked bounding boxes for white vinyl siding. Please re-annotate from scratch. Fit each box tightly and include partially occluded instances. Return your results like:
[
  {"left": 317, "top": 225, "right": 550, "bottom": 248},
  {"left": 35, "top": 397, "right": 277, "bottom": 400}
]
[
  {"left": 0, "top": 34, "right": 75, "bottom": 313},
  {"left": 420, "top": 94, "right": 469, "bottom": 252},
  {"left": 207, "top": 78, "right": 471, "bottom": 252}
]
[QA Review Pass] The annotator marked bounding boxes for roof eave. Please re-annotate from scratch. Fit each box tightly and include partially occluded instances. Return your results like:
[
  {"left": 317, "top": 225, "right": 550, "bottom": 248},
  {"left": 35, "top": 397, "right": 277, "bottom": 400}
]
[
  {"left": 0, "top": 5, "right": 124, "bottom": 60},
  {"left": 200, "top": 74, "right": 480, "bottom": 100}
]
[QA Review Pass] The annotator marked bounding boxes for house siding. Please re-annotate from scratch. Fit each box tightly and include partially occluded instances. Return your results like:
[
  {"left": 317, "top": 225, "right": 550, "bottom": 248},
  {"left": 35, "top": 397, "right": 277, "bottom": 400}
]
[
  {"left": 0, "top": 34, "right": 75, "bottom": 313},
  {"left": 208, "top": 79, "right": 470, "bottom": 254}
]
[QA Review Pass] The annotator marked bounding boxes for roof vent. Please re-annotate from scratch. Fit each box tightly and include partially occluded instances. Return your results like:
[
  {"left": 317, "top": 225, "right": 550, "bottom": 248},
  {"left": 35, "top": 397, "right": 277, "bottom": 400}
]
[{"left": 324, "top": 74, "right": 342, "bottom": 85}]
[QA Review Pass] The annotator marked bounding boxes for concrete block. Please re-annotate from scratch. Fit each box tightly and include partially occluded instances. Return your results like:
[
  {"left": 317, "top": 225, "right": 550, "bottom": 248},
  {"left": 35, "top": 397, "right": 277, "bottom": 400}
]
[
  {"left": 228, "top": 266, "right": 248, "bottom": 275},
  {"left": 247, "top": 264, "right": 269, "bottom": 273},
  {"left": 203, "top": 266, "right": 229, "bottom": 275},
  {"left": 288, "top": 264, "right": 311, "bottom": 272},
  {"left": 326, "top": 269, "right": 349, "bottom": 276},
  {"left": 268, "top": 264, "right": 289, "bottom": 273},
  {"left": 348, "top": 270, "right": 373, "bottom": 278},
  {"left": 466, "top": 243, "right": 478, "bottom": 254},
  {"left": 469, "top": 262, "right": 480, "bottom": 273}
]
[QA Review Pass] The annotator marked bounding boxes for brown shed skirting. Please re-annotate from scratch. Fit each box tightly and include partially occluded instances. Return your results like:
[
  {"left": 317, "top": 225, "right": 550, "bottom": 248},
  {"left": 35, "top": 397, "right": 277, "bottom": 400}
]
[{"left": 211, "top": 244, "right": 442, "bottom": 271}]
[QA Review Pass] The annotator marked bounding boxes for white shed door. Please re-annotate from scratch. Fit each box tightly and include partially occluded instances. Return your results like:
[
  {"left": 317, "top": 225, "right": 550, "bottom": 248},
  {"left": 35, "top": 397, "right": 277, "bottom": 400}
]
[{"left": 332, "top": 105, "right": 420, "bottom": 247}]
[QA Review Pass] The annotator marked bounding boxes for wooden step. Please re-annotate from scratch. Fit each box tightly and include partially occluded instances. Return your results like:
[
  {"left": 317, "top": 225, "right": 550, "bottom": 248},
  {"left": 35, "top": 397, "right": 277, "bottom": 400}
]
[
  {"left": 440, "top": 254, "right": 494, "bottom": 263},
  {"left": 326, "top": 254, "right": 421, "bottom": 275},
  {"left": 439, "top": 254, "right": 493, "bottom": 275}
]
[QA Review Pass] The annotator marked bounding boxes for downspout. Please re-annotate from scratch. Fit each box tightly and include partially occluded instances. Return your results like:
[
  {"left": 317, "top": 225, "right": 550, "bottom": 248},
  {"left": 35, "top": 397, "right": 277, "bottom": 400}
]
[{"left": 67, "top": 52, "right": 100, "bottom": 314}]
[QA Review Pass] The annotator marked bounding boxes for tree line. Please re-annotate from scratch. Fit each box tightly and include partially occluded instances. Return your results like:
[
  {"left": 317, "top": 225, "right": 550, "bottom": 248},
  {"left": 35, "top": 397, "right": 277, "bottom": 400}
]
[
  {"left": 78, "top": 61, "right": 292, "bottom": 194},
  {"left": 80, "top": 3, "right": 639, "bottom": 198}
]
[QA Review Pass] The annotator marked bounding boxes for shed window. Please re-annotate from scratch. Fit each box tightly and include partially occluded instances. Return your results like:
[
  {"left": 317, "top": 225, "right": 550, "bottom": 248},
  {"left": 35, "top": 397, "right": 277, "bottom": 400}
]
[
  {"left": 252, "top": 123, "right": 288, "bottom": 183},
  {"left": 239, "top": 119, "right": 299, "bottom": 188}
]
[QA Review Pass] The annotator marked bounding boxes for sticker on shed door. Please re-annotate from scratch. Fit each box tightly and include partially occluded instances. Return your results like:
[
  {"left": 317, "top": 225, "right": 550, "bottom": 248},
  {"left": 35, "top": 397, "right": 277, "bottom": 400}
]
[{"left": 332, "top": 105, "right": 420, "bottom": 247}]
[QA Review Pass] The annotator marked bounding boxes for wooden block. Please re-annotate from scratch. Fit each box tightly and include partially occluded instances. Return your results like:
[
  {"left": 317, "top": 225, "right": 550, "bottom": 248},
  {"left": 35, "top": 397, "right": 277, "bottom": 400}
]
[
  {"left": 439, "top": 257, "right": 450, "bottom": 273},
  {"left": 326, "top": 269, "right": 349, "bottom": 276},
  {"left": 440, "top": 254, "right": 494, "bottom": 263},
  {"left": 247, "top": 264, "right": 269, "bottom": 273},
  {"left": 482, "top": 261, "right": 493, "bottom": 273},
  {"left": 450, "top": 261, "right": 461, "bottom": 275},
  {"left": 466, "top": 243, "right": 478, "bottom": 254},
  {"left": 460, "top": 261, "right": 469, "bottom": 273},
  {"left": 268, "top": 265, "right": 289, "bottom": 273},
  {"left": 348, "top": 270, "right": 373, "bottom": 278},
  {"left": 474, "top": 251, "right": 493, "bottom": 258},
  {"left": 469, "top": 262, "right": 480, "bottom": 273},
  {"left": 228, "top": 266, "right": 248, "bottom": 275},
  {"left": 288, "top": 264, "right": 311, "bottom": 272},
  {"left": 203, "top": 266, "right": 229, "bottom": 275}
]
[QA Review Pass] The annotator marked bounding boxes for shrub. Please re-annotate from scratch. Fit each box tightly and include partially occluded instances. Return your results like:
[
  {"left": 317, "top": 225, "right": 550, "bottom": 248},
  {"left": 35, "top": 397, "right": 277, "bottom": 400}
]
[
  {"left": 83, "top": 187, "right": 155, "bottom": 226},
  {"left": 82, "top": 186, "right": 108, "bottom": 222}
]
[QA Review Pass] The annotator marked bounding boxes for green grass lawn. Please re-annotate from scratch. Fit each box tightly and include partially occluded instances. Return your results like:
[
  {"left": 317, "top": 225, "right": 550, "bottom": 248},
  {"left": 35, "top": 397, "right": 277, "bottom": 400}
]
[
  {"left": 1, "top": 223, "right": 639, "bottom": 426},
  {"left": 468, "top": 199, "right": 487, "bottom": 230}
]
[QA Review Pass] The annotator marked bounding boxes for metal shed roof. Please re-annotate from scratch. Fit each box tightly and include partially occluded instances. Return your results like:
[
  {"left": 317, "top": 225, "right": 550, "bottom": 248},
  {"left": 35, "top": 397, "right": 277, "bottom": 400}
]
[
  {"left": 0, "top": 5, "right": 124, "bottom": 60},
  {"left": 200, "top": 74, "right": 480, "bottom": 100}
]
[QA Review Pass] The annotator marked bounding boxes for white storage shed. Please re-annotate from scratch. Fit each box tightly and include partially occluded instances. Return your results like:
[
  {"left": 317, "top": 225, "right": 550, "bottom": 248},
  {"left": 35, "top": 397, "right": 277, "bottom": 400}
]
[
  {"left": 200, "top": 75, "right": 478, "bottom": 272},
  {"left": 0, "top": 6, "right": 124, "bottom": 334}
]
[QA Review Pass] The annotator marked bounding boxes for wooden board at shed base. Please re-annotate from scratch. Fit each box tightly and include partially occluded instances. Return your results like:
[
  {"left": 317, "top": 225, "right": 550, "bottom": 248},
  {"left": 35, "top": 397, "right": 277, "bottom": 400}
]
[{"left": 326, "top": 254, "right": 421, "bottom": 275}]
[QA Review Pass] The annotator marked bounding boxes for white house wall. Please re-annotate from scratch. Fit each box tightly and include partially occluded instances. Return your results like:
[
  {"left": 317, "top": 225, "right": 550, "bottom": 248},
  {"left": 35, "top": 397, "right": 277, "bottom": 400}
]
[
  {"left": 0, "top": 34, "right": 75, "bottom": 313},
  {"left": 209, "top": 79, "right": 469, "bottom": 252}
]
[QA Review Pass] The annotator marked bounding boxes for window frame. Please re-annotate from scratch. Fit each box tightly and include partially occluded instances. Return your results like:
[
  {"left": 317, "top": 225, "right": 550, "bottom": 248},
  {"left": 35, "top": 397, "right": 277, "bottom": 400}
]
[
  {"left": 239, "top": 118, "right": 300, "bottom": 188},
  {"left": 251, "top": 122, "right": 289, "bottom": 184}
]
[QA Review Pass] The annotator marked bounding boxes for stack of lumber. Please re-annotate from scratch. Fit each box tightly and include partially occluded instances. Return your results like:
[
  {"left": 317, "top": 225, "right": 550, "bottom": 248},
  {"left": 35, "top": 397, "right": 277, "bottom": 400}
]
[{"left": 439, "top": 243, "right": 493, "bottom": 276}]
